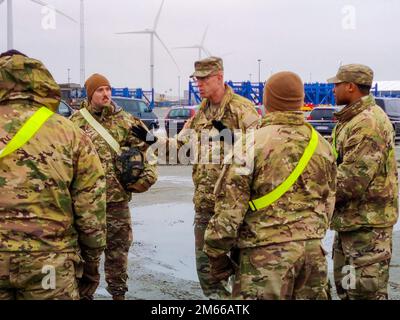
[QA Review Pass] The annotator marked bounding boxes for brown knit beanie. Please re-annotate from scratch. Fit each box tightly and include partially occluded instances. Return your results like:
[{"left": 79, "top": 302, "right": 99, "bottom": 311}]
[
  {"left": 84, "top": 73, "right": 111, "bottom": 101},
  {"left": 263, "top": 71, "right": 304, "bottom": 112}
]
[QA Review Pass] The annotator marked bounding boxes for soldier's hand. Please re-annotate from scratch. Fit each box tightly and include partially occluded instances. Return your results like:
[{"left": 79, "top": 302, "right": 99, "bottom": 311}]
[
  {"left": 131, "top": 125, "right": 158, "bottom": 146},
  {"left": 79, "top": 261, "right": 100, "bottom": 300},
  {"left": 208, "top": 254, "right": 235, "bottom": 284},
  {"left": 210, "top": 121, "right": 234, "bottom": 145}
]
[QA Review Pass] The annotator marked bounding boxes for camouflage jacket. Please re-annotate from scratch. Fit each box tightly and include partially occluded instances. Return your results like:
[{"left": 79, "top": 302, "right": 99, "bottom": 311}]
[
  {"left": 175, "top": 85, "right": 260, "bottom": 219},
  {"left": 331, "top": 95, "right": 399, "bottom": 232},
  {"left": 0, "top": 54, "right": 106, "bottom": 260},
  {"left": 70, "top": 101, "right": 157, "bottom": 203},
  {"left": 204, "top": 112, "right": 337, "bottom": 257}
]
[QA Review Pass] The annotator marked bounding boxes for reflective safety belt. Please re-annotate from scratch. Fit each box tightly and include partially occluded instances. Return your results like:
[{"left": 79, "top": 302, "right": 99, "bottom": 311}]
[
  {"left": 248, "top": 126, "right": 319, "bottom": 212},
  {"left": 0, "top": 107, "right": 54, "bottom": 159},
  {"left": 332, "top": 126, "right": 339, "bottom": 160},
  {"left": 80, "top": 108, "right": 120, "bottom": 154}
]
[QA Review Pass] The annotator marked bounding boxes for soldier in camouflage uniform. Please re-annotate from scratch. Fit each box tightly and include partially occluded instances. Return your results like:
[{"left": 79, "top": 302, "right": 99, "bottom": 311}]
[
  {"left": 133, "top": 57, "right": 260, "bottom": 299},
  {"left": 185, "top": 57, "right": 259, "bottom": 299},
  {"left": 0, "top": 50, "right": 107, "bottom": 300},
  {"left": 203, "top": 71, "right": 337, "bottom": 300},
  {"left": 70, "top": 74, "right": 157, "bottom": 300},
  {"left": 327, "top": 64, "right": 399, "bottom": 300}
]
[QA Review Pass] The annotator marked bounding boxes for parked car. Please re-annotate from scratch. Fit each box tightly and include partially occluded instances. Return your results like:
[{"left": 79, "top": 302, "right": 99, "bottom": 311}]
[
  {"left": 307, "top": 106, "right": 342, "bottom": 137},
  {"left": 56, "top": 100, "right": 75, "bottom": 117},
  {"left": 375, "top": 97, "right": 400, "bottom": 139},
  {"left": 113, "top": 97, "right": 159, "bottom": 130},
  {"left": 165, "top": 105, "right": 198, "bottom": 137}
]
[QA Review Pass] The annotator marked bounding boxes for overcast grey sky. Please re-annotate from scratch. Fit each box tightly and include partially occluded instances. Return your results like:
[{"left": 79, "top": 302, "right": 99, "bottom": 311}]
[{"left": 1, "top": 0, "right": 399, "bottom": 95}]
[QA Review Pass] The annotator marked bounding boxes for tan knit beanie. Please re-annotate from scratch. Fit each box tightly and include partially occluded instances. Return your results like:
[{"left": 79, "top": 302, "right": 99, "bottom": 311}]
[
  {"left": 84, "top": 73, "right": 111, "bottom": 101},
  {"left": 263, "top": 71, "right": 304, "bottom": 112}
]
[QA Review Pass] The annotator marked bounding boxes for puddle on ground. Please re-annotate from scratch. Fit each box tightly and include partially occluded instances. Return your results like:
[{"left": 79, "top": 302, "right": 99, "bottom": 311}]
[
  {"left": 158, "top": 176, "right": 193, "bottom": 185},
  {"left": 131, "top": 197, "right": 400, "bottom": 281},
  {"left": 132, "top": 202, "right": 198, "bottom": 282}
]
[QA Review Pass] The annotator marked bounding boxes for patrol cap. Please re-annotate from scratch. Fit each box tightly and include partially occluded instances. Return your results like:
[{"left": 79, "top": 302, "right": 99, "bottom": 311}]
[
  {"left": 190, "top": 56, "right": 224, "bottom": 78},
  {"left": 0, "top": 49, "right": 28, "bottom": 58},
  {"left": 327, "top": 64, "right": 374, "bottom": 86}
]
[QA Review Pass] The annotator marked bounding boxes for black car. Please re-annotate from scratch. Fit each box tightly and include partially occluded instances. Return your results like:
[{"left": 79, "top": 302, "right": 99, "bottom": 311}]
[
  {"left": 375, "top": 97, "right": 400, "bottom": 139},
  {"left": 113, "top": 97, "right": 159, "bottom": 130},
  {"left": 56, "top": 100, "right": 75, "bottom": 117},
  {"left": 307, "top": 106, "right": 342, "bottom": 137}
]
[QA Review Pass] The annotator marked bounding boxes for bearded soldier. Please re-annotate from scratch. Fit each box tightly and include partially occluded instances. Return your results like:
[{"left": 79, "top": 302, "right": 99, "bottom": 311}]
[{"left": 70, "top": 73, "right": 157, "bottom": 300}]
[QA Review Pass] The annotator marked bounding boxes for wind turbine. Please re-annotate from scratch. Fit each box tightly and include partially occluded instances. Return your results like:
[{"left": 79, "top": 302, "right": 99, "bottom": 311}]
[
  {"left": 0, "top": 0, "right": 77, "bottom": 50},
  {"left": 115, "top": 0, "right": 180, "bottom": 91},
  {"left": 173, "top": 26, "right": 212, "bottom": 60}
]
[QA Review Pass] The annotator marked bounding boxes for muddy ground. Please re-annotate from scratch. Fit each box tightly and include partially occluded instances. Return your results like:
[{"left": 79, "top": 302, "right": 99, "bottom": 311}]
[
  {"left": 95, "top": 165, "right": 205, "bottom": 300},
  {"left": 94, "top": 164, "right": 400, "bottom": 300}
]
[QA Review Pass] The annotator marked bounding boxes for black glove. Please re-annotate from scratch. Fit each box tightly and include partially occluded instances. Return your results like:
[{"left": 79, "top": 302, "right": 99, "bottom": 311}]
[
  {"left": 79, "top": 261, "right": 100, "bottom": 300},
  {"left": 211, "top": 120, "right": 234, "bottom": 145},
  {"left": 212, "top": 120, "right": 227, "bottom": 132},
  {"left": 115, "top": 147, "right": 144, "bottom": 192},
  {"left": 208, "top": 255, "right": 235, "bottom": 284},
  {"left": 131, "top": 125, "right": 158, "bottom": 146}
]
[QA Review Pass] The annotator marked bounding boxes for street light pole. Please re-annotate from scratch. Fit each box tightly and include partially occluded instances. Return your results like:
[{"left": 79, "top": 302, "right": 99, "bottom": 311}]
[
  {"left": 67, "top": 68, "right": 71, "bottom": 85},
  {"left": 178, "top": 76, "right": 181, "bottom": 107},
  {"left": 257, "top": 59, "right": 261, "bottom": 83}
]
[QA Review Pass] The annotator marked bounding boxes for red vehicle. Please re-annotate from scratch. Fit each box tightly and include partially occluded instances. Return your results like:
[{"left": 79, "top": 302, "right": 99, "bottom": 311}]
[
  {"left": 165, "top": 105, "right": 199, "bottom": 137},
  {"left": 255, "top": 104, "right": 266, "bottom": 117}
]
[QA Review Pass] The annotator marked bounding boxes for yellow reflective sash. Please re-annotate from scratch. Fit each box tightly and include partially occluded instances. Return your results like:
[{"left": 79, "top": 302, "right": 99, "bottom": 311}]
[
  {"left": 0, "top": 107, "right": 54, "bottom": 159},
  {"left": 80, "top": 108, "right": 120, "bottom": 154},
  {"left": 249, "top": 126, "right": 319, "bottom": 212},
  {"left": 332, "top": 126, "right": 338, "bottom": 160}
]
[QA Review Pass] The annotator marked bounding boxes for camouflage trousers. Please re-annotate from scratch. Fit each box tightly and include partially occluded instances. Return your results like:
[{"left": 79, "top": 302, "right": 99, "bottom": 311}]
[
  {"left": 195, "top": 210, "right": 231, "bottom": 299},
  {"left": 0, "top": 251, "right": 82, "bottom": 300},
  {"left": 105, "top": 201, "right": 133, "bottom": 297},
  {"left": 333, "top": 227, "right": 393, "bottom": 300},
  {"left": 232, "top": 240, "right": 330, "bottom": 300}
]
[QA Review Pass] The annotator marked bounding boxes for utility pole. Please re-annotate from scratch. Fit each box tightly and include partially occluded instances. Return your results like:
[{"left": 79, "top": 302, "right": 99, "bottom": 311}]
[
  {"left": 80, "top": 0, "right": 85, "bottom": 86},
  {"left": 257, "top": 59, "right": 261, "bottom": 83},
  {"left": 7, "top": 0, "right": 13, "bottom": 50},
  {"left": 178, "top": 76, "right": 181, "bottom": 107},
  {"left": 67, "top": 68, "right": 71, "bottom": 84}
]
